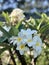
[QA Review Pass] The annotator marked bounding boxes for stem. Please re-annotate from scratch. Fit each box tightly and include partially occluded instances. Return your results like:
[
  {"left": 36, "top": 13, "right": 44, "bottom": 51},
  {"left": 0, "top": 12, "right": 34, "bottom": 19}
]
[
  {"left": 31, "top": 58, "right": 37, "bottom": 65},
  {"left": 14, "top": 46, "right": 27, "bottom": 65},
  {"left": 9, "top": 49, "right": 16, "bottom": 65},
  {"left": 34, "top": 58, "right": 37, "bottom": 65},
  {"left": 31, "top": 59, "right": 34, "bottom": 65},
  {"left": 0, "top": 58, "right": 2, "bottom": 65}
]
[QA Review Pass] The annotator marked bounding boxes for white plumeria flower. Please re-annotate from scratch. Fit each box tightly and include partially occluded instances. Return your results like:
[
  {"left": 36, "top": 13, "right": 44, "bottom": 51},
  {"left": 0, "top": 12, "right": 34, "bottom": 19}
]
[
  {"left": 0, "top": 31, "right": 3, "bottom": 37},
  {"left": 21, "top": 28, "right": 37, "bottom": 35},
  {"left": 15, "top": 36, "right": 23, "bottom": 45},
  {"left": 16, "top": 44, "right": 29, "bottom": 55},
  {"left": 15, "top": 32, "right": 27, "bottom": 45},
  {"left": 3, "top": 26, "right": 11, "bottom": 32},
  {"left": 18, "top": 32, "right": 31, "bottom": 44},
  {"left": 32, "top": 35, "right": 42, "bottom": 58},
  {"left": 26, "top": 37, "right": 33, "bottom": 47},
  {"left": 9, "top": 35, "right": 26, "bottom": 46},
  {"left": 17, "top": 28, "right": 37, "bottom": 45},
  {"left": 18, "top": 28, "right": 37, "bottom": 39},
  {"left": 32, "top": 35, "right": 42, "bottom": 49},
  {"left": 9, "top": 36, "right": 22, "bottom": 45}
]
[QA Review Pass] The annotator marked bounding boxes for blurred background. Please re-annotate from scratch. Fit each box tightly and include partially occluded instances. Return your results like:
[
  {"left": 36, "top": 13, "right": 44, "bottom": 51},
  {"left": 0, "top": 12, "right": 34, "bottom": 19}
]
[
  {"left": 0, "top": 0, "right": 49, "bottom": 18},
  {"left": 0, "top": 0, "right": 49, "bottom": 65}
]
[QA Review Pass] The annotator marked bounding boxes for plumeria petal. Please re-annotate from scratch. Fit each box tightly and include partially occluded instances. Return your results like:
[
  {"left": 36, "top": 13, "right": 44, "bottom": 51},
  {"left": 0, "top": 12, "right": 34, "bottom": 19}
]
[
  {"left": 16, "top": 44, "right": 29, "bottom": 55},
  {"left": 32, "top": 35, "right": 42, "bottom": 58},
  {"left": 26, "top": 38, "right": 33, "bottom": 47},
  {"left": 33, "top": 48, "right": 42, "bottom": 58},
  {"left": 19, "top": 50, "right": 24, "bottom": 55},
  {"left": 27, "top": 28, "right": 37, "bottom": 34}
]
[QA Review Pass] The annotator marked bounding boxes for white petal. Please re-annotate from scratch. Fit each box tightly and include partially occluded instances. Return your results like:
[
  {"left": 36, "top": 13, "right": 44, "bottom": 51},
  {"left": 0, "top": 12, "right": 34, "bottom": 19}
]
[
  {"left": 13, "top": 41, "right": 17, "bottom": 45},
  {"left": 33, "top": 35, "right": 42, "bottom": 45},
  {"left": 33, "top": 47, "right": 42, "bottom": 58},
  {"left": 33, "top": 50, "right": 38, "bottom": 58},
  {"left": 27, "top": 42, "right": 33, "bottom": 47},
  {"left": 10, "top": 40, "right": 14, "bottom": 44},
  {"left": 19, "top": 50, "right": 24, "bottom": 55},
  {"left": 16, "top": 47, "right": 19, "bottom": 50},
  {"left": 32, "top": 30, "right": 37, "bottom": 34}
]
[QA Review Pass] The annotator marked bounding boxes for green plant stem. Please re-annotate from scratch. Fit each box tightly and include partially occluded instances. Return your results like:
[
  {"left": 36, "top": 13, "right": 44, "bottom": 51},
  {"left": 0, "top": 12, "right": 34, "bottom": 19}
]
[{"left": 9, "top": 49, "right": 16, "bottom": 65}]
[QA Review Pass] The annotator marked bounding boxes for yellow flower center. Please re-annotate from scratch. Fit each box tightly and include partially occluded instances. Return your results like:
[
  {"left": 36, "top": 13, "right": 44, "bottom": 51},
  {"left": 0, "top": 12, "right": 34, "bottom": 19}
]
[
  {"left": 36, "top": 42, "right": 40, "bottom": 46},
  {"left": 27, "top": 39, "right": 32, "bottom": 42},
  {"left": 17, "top": 37, "right": 22, "bottom": 42},
  {"left": 20, "top": 44, "right": 25, "bottom": 49}
]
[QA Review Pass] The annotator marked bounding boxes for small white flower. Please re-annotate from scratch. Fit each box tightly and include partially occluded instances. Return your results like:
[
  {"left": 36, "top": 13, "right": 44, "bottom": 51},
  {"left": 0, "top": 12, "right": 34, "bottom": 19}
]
[
  {"left": 18, "top": 28, "right": 36, "bottom": 45},
  {"left": 9, "top": 35, "right": 26, "bottom": 46},
  {"left": 19, "top": 28, "right": 37, "bottom": 39},
  {"left": 16, "top": 32, "right": 27, "bottom": 45},
  {"left": 26, "top": 37, "right": 33, "bottom": 47},
  {"left": 20, "top": 29, "right": 28, "bottom": 38},
  {"left": 3, "top": 26, "right": 11, "bottom": 32},
  {"left": 32, "top": 35, "right": 42, "bottom": 58},
  {"left": 32, "top": 35, "right": 42, "bottom": 48},
  {"left": 16, "top": 36, "right": 23, "bottom": 45},
  {"left": 16, "top": 44, "right": 29, "bottom": 55}
]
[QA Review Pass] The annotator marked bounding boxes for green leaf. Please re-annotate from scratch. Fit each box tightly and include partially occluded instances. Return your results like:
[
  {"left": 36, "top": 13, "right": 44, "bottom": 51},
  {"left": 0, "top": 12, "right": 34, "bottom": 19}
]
[
  {"left": 0, "top": 37, "right": 7, "bottom": 43},
  {"left": 40, "top": 24, "right": 49, "bottom": 33},
  {"left": 15, "top": 20, "right": 22, "bottom": 29},
  {"left": 41, "top": 13, "right": 47, "bottom": 19},
  {"left": 37, "top": 19, "right": 43, "bottom": 30},
  {"left": 0, "top": 43, "right": 13, "bottom": 47},
  {"left": 9, "top": 26, "right": 19, "bottom": 36},
  {"left": 0, "top": 26, "right": 11, "bottom": 38},
  {"left": 0, "top": 22, "right": 3, "bottom": 26},
  {"left": 2, "top": 12, "right": 10, "bottom": 23}
]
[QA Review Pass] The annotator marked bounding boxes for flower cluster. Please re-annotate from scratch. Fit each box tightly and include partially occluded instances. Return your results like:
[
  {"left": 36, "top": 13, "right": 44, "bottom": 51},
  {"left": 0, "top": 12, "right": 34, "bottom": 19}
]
[
  {"left": 9, "top": 28, "right": 42, "bottom": 58},
  {"left": 10, "top": 8, "right": 25, "bottom": 25}
]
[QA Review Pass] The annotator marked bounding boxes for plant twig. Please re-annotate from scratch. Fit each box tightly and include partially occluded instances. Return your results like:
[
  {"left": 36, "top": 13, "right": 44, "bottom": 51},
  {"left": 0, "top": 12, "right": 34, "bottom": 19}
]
[
  {"left": 0, "top": 58, "right": 2, "bottom": 65},
  {"left": 14, "top": 46, "right": 27, "bottom": 65},
  {"left": 34, "top": 58, "right": 37, "bottom": 65},
  {"left": 9, "top": 49, "right": 16, "bottom": 65}
]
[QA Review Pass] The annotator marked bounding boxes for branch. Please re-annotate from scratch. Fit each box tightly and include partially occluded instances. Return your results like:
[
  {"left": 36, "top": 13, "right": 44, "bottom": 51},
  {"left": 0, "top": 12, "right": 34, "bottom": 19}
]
[
  {"left": 0, "top": 58, "right": 2, "bottom": 65},
  {"left": 9, "top": 49, "right": 16, "bottom": 65},
  {"left": 14, "top": 46, "right": 27, "bottom": 65}
]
